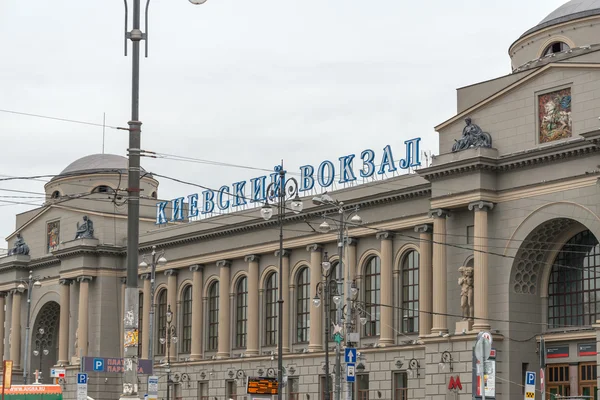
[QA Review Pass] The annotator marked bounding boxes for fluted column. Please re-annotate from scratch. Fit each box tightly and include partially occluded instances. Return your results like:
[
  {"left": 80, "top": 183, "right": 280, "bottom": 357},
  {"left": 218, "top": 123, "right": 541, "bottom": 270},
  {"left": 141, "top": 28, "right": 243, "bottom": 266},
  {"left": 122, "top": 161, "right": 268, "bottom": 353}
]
[
  {"left": 190, "top": 265, "right": 204, "bottom": 360},
  {"left": 276, "top": 250, "right": 291, "bottom": 353},
  {"left": 217, "top": 260, "right": 231, "bottom": 358},
  {"left": 244, "top": 255, "right": 260, "bottom": 356},
  {"left": 165, "top": 269, "right": 178, "bottom": 360},
  {"left": 308, "top": 244, "right": 323, "bottom": 352},
  {"left": 10, "top": 290, "right": 22, "bottom": 369},
  {"left": 77, "top": 276, "right": 92, "bottom": 358},
  {"left": 57, "top": 279, "right": 72, "bottom": 365},
  {"left": 0, "top": 293, "right": 5, "bottom": 364},
  {"left": 141, "top": 274, "right": 151, "bottom": 359},
  {"left": 377, "top": 232, "right": 394, "bottom": 345},
  {"left": 429, "top": 209, "right": 449, "bottom": 334},
  {"left": 470, "top": 201, "right": 494, "bottom": 331},
  {"left": 415, "top": 225, "right": 433, "bottom": 337}
]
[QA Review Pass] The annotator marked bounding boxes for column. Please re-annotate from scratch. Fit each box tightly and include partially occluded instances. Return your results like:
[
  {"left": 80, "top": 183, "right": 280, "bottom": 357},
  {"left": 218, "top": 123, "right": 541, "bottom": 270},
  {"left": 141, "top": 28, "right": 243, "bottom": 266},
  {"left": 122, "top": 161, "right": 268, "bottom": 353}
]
[
  {"left": 77, "top": 276, "right": 92, "bottom": 358},
  {"left": 377, "top": 232, "right": 394, "bottom": 345},
  {"left": 245, "top": 255, "right": 260, "bottom": 356},
  {"left": 57, "top": 279, "right": 71, "bottom": 365},
  {"left": 469, "top": 201, "right": 494, "bottom": 331},
  {"left": 190, "top": 265, "right": 204, "bottom": 360},
  {"left": 429, "top": 209, "right": 449, "bottom": 334},
  {"left": 165, "top": 269, "right": 178, "bottom": 361},
  {"left": 345, "top": 238, "right": 357, "bottom": 283},
  {"left": 0, "top": 293, "right": 6, "bottom": 363},
  {"left": 141, "top": 274, "right": 151, "bottom": 359},
  {"left": 415, "top": 225, "right": 433, "bottom": 337},
  {"left": 278, "top": 250, "right": 291, "bottom": 353},
  {"left": 217, "top": 260, "right": 231, "bottom": 358},
  {"left": 307, "top": 244, "right": 323, "bottom": 352},
  {"left": 10, "top": 290, "right": 21, "bottom": 369}
]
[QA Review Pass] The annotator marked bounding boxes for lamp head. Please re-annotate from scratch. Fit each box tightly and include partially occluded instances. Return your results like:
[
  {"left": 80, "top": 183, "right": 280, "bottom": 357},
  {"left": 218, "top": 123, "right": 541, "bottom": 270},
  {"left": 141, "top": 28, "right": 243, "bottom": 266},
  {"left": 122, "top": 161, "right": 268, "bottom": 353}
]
[
  {"left": 350, "top": 214, "right": 363, "bottom": 225},
  {"left": 17, "top": 283, "right": 25, "bottom": 293},
  {"left": 189, "top": 0, "right": 207, "bottom": 4},
  {"left": 139, "top": 260, "right": 148, "bottom": 268},
  {"left": 43, "top": 349, "right": 49, "bottom": 356},
  {"left": 333, "top": 295, "right": 341, "bottom": 305},
  {"left": 290, "top": 195, "right": 303, "bottom": 214},
  {"left": 318, "top": 221, "right": 331, "bottom": 233},
  {"left": 360, "top": 316, "right": 367, "bottom": 326},
  {"left": 350, "top": 281, "right": 359, "bottom": 298},
  {"left": 166, "top": 305, "right": 173, "bottom": 323},
  {"left": 33, "top": 280, "right": 42, "bottom": 288},
  {"left": 312, "top": 296, "right": 321, "bottom": 308},
  {"left": 260, "top": 204, "right": 273, "bottom": 221},
  {"left": 157, "top": 255, "right": 167, "bottom": 265},
  {"left": 33, "top": 350, "right": 39, "bottom": 356}
]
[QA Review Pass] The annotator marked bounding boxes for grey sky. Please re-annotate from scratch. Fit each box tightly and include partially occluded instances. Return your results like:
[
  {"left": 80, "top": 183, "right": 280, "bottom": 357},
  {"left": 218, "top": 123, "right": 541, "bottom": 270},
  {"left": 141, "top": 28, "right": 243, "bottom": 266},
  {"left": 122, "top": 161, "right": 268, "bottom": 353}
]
[{"left": 0, "top": 0, "right": 567, "bottom": 246}]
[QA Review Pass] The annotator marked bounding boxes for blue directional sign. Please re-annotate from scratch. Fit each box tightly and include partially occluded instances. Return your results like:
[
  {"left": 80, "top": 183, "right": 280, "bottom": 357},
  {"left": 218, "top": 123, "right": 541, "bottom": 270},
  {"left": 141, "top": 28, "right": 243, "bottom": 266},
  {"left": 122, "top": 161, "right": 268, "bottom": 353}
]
[
  {"left": 93, "top": 358, "right": 105, "bottom": 372},
  {"left": 77, "top": 373, "right": 88, "bottom": 385},
  {"left": 526, "top": 371, "right": 536, "bottom": 386},
  {"left": 346, "top": 363, "right": 356, "bottom": 383},
  {"left": 344, "top": 348, "right": 357, "bottom": 364}
]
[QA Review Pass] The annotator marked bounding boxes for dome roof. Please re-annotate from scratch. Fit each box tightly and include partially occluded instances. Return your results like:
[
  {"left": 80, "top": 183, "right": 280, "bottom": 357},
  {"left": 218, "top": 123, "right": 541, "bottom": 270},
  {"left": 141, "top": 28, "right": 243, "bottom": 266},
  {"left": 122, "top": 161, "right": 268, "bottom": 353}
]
[
  {"left": 56, "top": 154, "right": 146, "bottom": 178},
  {"left": 521, "top": 0, "right": 600, "bottom": 37}
]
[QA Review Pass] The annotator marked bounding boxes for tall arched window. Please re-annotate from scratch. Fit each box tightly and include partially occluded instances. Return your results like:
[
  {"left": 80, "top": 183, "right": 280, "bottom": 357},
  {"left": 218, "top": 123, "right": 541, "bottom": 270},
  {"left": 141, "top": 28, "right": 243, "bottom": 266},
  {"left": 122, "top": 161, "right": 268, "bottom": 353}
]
[
  {"left": 181, "top": 285, "right": 192, "bottom": 353},
  {"left": 329, "top": 261, "right": 344, "bottom": 325},
  {"left": 265, "top": 272, "right": 278, "bottom": 346},
  {"left": 138, "top": 292, "right": 144, "bottom": 358},
  {"left": 236, "top": 277, "right": 248, "bottom": 348},
  {"left": 156, "top": 289, "right": 167, "bottom": 355},
  {"left": 548, "top": 230, "right": 600, "bottom": 328},
  {"left": 401, "top": 251, "right": 419, "bottom": 333},
  {"left": 208, "top": 282, "right": 219, "bottom": 351},
  {"left": 364, "top": 256, "right": 381, "bottom": 337},
  {"left": 296, "top": 267, "right": 310, "bottom": 343}
]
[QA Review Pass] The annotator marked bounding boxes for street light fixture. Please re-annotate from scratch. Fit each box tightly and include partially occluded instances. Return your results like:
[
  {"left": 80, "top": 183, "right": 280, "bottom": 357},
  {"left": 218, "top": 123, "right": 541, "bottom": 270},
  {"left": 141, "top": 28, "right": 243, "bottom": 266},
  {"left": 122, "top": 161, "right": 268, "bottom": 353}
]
[
  {"left": 260, "top": 164, "right": 303, "bottom": 400},
  {"left": 160, "top": 305, "right": 178, "bottom": 400},
  {"left": 311, "top": 193, "right": 362, "bottom": 400},
  {"left": 313, "top": 252, "right": 340, "bottom": 400},
  {"left": 19, "top": 270, "right": 42, "bottom": 384},
  {"left": 139, "top": 245, "right": 167, "bottom": 365}
]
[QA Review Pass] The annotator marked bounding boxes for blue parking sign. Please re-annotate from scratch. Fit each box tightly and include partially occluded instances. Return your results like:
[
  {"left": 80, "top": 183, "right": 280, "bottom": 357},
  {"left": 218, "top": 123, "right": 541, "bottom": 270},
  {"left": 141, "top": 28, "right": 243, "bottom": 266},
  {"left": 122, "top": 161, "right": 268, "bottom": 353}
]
[
  {"left": 77, "top": 373, "right": 88, "bottom": 384},
  {"left": 93, "top": 358, "right": 104, "bottom": 372}
]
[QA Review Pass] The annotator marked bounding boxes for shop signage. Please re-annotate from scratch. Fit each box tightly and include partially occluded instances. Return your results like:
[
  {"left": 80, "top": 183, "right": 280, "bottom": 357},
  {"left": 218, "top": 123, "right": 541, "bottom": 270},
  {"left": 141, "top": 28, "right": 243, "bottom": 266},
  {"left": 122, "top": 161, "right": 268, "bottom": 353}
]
[
  {"left": 156, "top": 138, "right": 422, "bottom": 224},
  {"left": 246, "top": 377, "right": 278, "bottom": 395},
  {"left": 546, "top": 345, "right": 569, "bottom": 359},
  {"left": 578, "top": 343, "right": 596, "bottom": 356}
]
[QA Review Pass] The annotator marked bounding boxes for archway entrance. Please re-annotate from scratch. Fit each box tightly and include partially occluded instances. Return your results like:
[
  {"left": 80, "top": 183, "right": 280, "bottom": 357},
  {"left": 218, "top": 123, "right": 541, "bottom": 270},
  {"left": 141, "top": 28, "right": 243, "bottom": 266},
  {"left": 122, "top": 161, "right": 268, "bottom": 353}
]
[{"left": 30, "top": 301, "right": 60, "bottom": 383}]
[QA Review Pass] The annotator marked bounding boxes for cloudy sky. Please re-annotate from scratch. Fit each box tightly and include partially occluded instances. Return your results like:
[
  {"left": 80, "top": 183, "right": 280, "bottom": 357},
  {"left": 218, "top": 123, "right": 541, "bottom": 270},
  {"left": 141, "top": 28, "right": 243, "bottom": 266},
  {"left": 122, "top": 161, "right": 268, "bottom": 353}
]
[{"left": 0, "top": 0, "right": 567, "bottom": 247}]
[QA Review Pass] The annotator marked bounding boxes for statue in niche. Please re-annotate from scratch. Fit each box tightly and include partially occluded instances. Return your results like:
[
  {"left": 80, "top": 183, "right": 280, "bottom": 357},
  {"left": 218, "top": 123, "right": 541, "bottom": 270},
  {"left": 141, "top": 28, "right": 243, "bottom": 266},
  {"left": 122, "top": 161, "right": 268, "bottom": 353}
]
[
  {"left": 458, "top": 265, "right": 474, "bottom": 320},
  {"left": 75, "top": 216, "right": 94, "bottom": 239},
  {"left": 8, "top": 233, "right": 30, "bottom": 256},
  {"left": 451, "top": 117, "right": 493, "bottom": 152}
]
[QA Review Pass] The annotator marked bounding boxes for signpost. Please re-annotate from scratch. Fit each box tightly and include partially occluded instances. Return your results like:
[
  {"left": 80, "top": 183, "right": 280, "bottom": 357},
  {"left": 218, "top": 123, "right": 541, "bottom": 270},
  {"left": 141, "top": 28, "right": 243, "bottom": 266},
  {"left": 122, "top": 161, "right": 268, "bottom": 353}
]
[
  {"left": 147, "top": 376, "right": 158, "bottom": 400},
  {"left": 77, "top": 373, "right": 88, "bottom": 400},
  {"left": 475, "top": 332, "right": 493, "bottom": 400},
  {"left": 524, "top": 371, "right": 536, "bottom": 399}
]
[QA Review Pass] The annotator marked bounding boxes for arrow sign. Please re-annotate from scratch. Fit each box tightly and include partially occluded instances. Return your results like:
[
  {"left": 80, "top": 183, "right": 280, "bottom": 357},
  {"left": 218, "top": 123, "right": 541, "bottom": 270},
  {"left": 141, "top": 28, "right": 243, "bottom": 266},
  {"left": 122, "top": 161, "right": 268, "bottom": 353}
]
[{"left": 344, "top": 348, "right": 357, "bottom": 364}]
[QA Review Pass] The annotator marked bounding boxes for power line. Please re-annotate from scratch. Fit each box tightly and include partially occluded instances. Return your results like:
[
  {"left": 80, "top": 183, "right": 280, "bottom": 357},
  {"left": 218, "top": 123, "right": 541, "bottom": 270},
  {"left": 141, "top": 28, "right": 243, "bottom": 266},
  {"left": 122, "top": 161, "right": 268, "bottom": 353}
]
[{"left": 0, "top": 109, "right": 121, "bottom": 129}]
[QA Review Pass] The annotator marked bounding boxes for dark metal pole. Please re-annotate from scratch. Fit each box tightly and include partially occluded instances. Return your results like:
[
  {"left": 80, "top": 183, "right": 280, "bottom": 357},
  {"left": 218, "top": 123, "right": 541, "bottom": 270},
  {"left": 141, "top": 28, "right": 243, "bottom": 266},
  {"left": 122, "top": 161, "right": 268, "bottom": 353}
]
[
  {"left": 324, "top": 282, "right": 330, "bottom": 400},
  {"left": 123, "top": 0, "right": 142, "bottom": 397},
  {"left": 166, "top": 324, "right": 170, "bottom": 400},
  {"left": 334, "top": 212, "right": 344, "bottom": 400},
  {"left": 277, "top": 165, "right": 284, "bottom": 400},
  {"left": 148, "top": 252, "right": 156, "bottom": 364}
]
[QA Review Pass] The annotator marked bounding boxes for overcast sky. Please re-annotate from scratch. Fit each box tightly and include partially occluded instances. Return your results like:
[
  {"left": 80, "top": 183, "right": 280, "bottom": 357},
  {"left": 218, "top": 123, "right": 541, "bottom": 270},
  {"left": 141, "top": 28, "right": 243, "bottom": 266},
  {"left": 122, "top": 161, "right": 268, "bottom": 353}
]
[{"left": 0, "top": 0, "right": 568, "bottom": 247}]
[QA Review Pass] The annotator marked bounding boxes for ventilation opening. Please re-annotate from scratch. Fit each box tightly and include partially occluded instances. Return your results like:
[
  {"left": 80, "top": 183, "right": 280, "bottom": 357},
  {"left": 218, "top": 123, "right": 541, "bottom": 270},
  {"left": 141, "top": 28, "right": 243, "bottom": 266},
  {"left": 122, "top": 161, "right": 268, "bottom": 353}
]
[
  {"left": 92, "top": 185, "right": 114, "bottom": 194},
  {"left": 51, "top": 191, "right": 60, "bottom": 199},
  {"left": 151, "top": 191, "right": 157, "bottom": 199},
  {"left": 543, "top": 41, "right": 570, "bottom": 56}
]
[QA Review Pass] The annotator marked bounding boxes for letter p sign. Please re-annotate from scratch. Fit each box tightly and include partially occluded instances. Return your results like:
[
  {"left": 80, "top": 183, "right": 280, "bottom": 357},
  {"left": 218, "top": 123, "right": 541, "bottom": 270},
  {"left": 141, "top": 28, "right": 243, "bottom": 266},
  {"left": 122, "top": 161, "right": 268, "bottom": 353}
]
[{"left": 93, "top": 358, "right": 104, "bottom": 372}]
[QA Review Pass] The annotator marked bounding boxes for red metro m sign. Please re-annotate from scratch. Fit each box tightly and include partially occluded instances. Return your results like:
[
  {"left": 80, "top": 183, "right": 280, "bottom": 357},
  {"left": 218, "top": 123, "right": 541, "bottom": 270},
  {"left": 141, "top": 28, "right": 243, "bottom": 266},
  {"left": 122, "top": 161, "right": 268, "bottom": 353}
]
[{"left": 448, "top": 376, "right": 463, "bottom": 391}]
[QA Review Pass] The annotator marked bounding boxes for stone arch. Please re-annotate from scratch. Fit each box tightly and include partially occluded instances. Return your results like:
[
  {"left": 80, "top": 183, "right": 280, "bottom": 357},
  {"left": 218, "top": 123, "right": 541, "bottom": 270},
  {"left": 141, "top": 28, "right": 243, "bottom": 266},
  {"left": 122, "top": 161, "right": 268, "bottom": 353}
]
[
  {"left": 30, "top": 301, "right": 60, "bottom": 382},
  {"left": 357, "top": 249, "right": 381, "bottom": 277},
  {"left": 202, "top": 275, "right": 219, "bottom": 299},
  {"left": 230, "top": 271, "right": 248, "bottom": 296},
  {"left": 394, "top": 243, "right": 420, "bottom": 272},
  {"left": 289, "top": 260, "right": 310, "bottom": 288},
  {"left": 259, "top": 266, "right": 278, "bottom": 291}
]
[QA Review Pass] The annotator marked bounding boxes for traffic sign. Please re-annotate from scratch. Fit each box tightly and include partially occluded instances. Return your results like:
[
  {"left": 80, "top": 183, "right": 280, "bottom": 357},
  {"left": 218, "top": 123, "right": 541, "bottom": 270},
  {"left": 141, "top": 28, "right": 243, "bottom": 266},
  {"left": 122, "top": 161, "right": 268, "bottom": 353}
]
[
  {"left": 50, "top": 368, "right": 65, "bottom": 378},
  {"left": 475, "top": 337, "right": 492, "bottom": 362},
  {"left": 77, "top": 373, "right": 88, "bottom": 385},
  {"left": 344, "top": 348, "right": 357, "bottom": 364},
  {"left": 346, "top": 363, "right": 356, "bottom": 383},
  {"left": 93, "top": 358, "right": 104, "bottom": 372},
  {"left": 524, "top": 371, "right": 536, "bottom": 400}
]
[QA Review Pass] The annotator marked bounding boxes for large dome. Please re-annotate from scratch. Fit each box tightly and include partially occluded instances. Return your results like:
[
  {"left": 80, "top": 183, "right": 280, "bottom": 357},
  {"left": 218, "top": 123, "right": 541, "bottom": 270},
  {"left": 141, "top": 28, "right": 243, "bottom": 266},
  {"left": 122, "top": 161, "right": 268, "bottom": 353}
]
[
  {"left": 56, "top": 154, "right": 146, "bottom": 178},
  {"left": 521, "top": 0, "right": 600, "bottom": 37}
]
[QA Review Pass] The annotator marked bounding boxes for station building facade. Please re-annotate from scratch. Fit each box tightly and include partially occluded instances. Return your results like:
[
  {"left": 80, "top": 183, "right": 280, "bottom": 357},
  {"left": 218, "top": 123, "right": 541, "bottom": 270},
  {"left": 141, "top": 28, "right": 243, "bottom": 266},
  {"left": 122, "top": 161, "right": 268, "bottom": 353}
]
[{"left": 3, "top": 1, "right": 600, "bottom": 399}]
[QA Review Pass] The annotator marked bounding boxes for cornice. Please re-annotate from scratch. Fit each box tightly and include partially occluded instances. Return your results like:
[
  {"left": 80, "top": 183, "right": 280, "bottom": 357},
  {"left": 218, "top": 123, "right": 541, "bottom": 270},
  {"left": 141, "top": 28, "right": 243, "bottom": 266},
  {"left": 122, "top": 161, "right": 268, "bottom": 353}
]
[{"left": 51, "top": 244, "right": 126, "bottom": 259}]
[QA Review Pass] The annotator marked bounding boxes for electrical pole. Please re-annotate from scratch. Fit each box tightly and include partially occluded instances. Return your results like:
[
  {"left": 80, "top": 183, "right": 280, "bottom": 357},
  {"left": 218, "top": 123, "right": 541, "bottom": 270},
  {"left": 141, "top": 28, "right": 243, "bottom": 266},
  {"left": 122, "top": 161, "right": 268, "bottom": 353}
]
[{"left": 334, "top": 211, "right": 344, "bottom": 400}]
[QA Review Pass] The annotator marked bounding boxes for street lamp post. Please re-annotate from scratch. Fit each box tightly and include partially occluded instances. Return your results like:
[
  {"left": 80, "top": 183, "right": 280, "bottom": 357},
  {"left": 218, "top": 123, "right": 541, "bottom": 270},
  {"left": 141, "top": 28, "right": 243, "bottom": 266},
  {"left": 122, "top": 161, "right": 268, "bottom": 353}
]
[
  {"left": 139, "top": 246, "right": 167, "bottom": 364},
  {"left": 313, "top": 252, "right": 341, "bottom": 400},
  {"left": 341, "top": 281, "right": 368, "bottom": 400},
  {"left": 32, "top": 328, "right": 49, "bottom": 383},
  {"left": 160, "top": 305, "right": 178, "bottom": 400},
  {"left": 261, "top": 163, "right": 304, "bottom": 400},
  {"left": 120, "top": 0, "right": 204, "bottom": 398},
  {"left": 312, "top": 193, "right": 362, "bottom": 400},
  {"left": 17, "top": 270, "right": 42, "bottom": 385}
]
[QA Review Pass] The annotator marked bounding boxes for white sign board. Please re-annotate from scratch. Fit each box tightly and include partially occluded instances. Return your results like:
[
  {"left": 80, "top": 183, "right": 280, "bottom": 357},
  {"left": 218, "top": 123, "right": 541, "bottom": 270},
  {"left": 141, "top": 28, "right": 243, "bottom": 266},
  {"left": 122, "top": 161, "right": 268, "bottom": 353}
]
[
  {"left": 77, "top": 373, "right": 88, "bottom": 400},
  {"left": 50, "top": 369, "right": 66, "bottom": 378},
  {"left": 524, "top": 371, "right": 535, "bottom": 399},
  {"left": 148, "top": 375, "right": 159, "bottom": 400}
]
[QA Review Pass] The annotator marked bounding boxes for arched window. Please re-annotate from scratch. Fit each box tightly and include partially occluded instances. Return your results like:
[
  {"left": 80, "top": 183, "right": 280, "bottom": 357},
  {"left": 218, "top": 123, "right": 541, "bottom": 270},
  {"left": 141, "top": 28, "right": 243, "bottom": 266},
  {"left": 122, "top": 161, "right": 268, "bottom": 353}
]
[
  {"left": 543, "top": 41, "right": 570, "bottom": 56},
  {"left": 401, "top": 251, "right": 420, "bottom": 333},
  {"left": 364, "top": 256, "right": 381, "bottom": 337},
  {"left": 329, "top": 261, "right": 344, "bottom": 325},
  {"left": 265, "top": 273, "right": 278, "bottom": 346},
  {"left": 156, "top": 289, "right": 167, "bottom": 355},
  {"left": 51, "top": 191, "right": 60, "bottom": 199},
  {"left": 138, "top": 292, "right": 144, "bottom": 358},
  {"left": 236, "top": 277, "right": 248, "bottom": 348},
  {"left": 92, "top": 185, "right": 115, "bottom": 194},
  {"left": 181, "top": 285, "right": 192, "bottom": 353},
  {"left": 548, "top": 230, "right": 600, "bottom": 328},
  {"left": 208, "top": 282, "right": 219, "bottom": 351},
  {"left": 296, "top": 267, "right": 310, "bottom": 343}
]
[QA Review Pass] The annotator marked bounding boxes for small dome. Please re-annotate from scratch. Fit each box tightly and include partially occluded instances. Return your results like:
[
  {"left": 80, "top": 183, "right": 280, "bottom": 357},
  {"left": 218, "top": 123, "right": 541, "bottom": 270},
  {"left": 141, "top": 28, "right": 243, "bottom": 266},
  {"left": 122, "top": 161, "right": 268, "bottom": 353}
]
[
  {"left": 521, "top": 0, "right": 600, "bottom": 37},
  {"left": 55, "top": 154, "right": 147, "bottom": 179}
]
